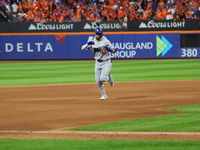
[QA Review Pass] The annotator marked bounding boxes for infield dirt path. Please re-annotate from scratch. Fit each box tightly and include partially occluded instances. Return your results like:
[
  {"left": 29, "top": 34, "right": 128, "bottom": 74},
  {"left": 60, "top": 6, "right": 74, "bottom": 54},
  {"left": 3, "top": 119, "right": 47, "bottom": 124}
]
[{"left": 0, "top": 80, "right": 200, "bottom": 140}]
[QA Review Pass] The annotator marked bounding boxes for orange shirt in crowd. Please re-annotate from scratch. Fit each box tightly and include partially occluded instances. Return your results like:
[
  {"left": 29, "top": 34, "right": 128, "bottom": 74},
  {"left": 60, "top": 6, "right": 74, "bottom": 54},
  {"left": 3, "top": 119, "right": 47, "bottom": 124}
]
[
  {"left": 138, "top": 14, "right": 143, "bottom": 20},
  {"left": 40, "top": 1, "right": 45, "bottom": 9},
  {"left": 158, "top": 0, "right": 165, "bottom": 10},
  {"left": 122, "top": 0, "right": 129, "bottom": 7},
  {"left": 33, "top": 7, "right": 39, "bottom": 16},
  {"left": 129, "top": 12, "right": 136, "bottom": 21},
  {"left": 117, "top": 7, "right": 125, "bottom": 20},
  {"left": 49, "top": 1, "right": 54, "bottom": 12},
  {"left": 142, "top": 11, "right": 148, "bottom": 20},
  {"left": 56, "top": 4, "right": 62, "bottom": 12},
  {"left": 83, "top": 11, "right": 90, "bottom": 19},
  {"left": 68, "top": 0, "right": 75, "bottom": 3},
  {"left": 18, "top": 4, "right": 23, "bottom": 13},
  {"left": 51, "top": 13, "right": 57, "bottom": 21},
  {"left": 90, "top": 6, "right": 96, "bottom": 13},
  {"left": 27, "top": 2, "right": 34, "bottom": 10},
  {"left": 110, "top": 11, "right": 116, "bottom": 20},
  {"left": 156, "top": 10, "right": 162, "bottom": 20},
  {"left": 89, "top": 13, "right": 96, "bottom": 21},
  {"left": 26, "top": 10, "right": 34, "bottom": 21},
  {"left": 161, "top": 8, "right": 168, "bottom": 19},
  {"left": 59, "top": 15, "right": 65, "bottom": 22},
  {"left": 33, "top": 16, "right": 41, "bottom": 22},
  {"left": 146, "top": 3, "right": 154, "bottom": 13},
  {"left": 128, "top": 6, "right": 135, "bottom": 14},
  {"left": 74, "top": 16, "right": 82, "bottom": 21},
  {"left": 42, "top": 12, "right": 47, "bottom": 18},
  {"left": 43, "top": 2, "right": 49, "bottom": 13},
  {"left": 102, "top": 8, "right": 109, "bottom": 16},
  {"left": 35, "top": 0, "right": 41, "bottom": 9},
  {"left": 185, "top": 10, "right": 193, "bottom": 19},
  {"left": 23, "top": 3, "right": 30, "bottom": 10},
  {"left": 107, "top": 15, "right": 114, "bottom": 21},
  {"left": 109, "top": 0, "right": 115, "bottom": 6},
  {"left": 76, "top": 7, "right": 82, "bottom": 19}
]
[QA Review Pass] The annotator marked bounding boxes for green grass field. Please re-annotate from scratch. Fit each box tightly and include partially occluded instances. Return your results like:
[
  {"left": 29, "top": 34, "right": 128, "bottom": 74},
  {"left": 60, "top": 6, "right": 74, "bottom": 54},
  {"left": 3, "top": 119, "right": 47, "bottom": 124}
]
[
  {"left": 0, "top": 59, "right": 199, "bottom": 86},
  {"left": 67, "top": 104, "right": 200, "bottom": 132},
  {"left": 0, "top": 59, "right": 200, "bottom": 150},
  {"left": 0, "top": 138, "right": 200, "bottom": 150}
]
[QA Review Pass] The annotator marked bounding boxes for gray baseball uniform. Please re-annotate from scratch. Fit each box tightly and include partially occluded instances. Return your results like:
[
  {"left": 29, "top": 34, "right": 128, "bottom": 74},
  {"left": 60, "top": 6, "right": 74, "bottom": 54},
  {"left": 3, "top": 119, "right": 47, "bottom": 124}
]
[{"left": 81, "top": 36, "right": 114, "bottom": 97}]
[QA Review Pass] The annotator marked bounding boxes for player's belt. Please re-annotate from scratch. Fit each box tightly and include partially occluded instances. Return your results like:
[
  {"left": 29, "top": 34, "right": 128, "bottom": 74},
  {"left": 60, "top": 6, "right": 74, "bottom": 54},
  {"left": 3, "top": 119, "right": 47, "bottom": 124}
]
[{"left": 97, "top": 59, "right": 110, "bottom": 62}]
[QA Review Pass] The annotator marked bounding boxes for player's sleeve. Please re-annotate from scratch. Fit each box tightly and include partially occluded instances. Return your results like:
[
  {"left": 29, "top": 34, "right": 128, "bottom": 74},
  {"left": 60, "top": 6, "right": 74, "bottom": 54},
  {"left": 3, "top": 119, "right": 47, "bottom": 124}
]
[
  {"left": 105, "top": 39, "right": 117, "bottom": 53},
  {"left": 106, "top": 40, "right": 114, "bottom": 49},
  {"left": 81, "top": 44, "right": 92, "bottom": 50}
]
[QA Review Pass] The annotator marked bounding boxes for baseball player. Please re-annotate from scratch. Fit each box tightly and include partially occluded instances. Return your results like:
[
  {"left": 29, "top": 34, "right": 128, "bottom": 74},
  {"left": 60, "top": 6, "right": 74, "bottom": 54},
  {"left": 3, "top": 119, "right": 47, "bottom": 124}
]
[{"left": 81, "top": 27, "right": 117, "bottom": 100}]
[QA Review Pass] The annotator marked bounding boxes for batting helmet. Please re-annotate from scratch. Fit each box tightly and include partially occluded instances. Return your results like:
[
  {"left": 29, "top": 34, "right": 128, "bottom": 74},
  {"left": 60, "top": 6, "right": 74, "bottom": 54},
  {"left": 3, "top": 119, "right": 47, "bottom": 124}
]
[{"left": 94, "top": 27, "right": 103, "bottom": 40}]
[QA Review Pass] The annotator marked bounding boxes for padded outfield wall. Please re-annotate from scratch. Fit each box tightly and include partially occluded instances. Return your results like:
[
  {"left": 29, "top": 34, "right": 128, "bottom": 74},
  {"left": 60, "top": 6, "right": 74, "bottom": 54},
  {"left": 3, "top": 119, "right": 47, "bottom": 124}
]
[{"left": 0, "top": 20, "right": 200, "bottom": 60}]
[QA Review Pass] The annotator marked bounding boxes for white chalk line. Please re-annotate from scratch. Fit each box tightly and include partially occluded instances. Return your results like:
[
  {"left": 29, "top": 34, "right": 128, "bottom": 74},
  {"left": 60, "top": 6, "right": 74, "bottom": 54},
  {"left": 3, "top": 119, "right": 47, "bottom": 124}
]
[{"left": 0, "top": 130, "right": 200, "bottom": 135}]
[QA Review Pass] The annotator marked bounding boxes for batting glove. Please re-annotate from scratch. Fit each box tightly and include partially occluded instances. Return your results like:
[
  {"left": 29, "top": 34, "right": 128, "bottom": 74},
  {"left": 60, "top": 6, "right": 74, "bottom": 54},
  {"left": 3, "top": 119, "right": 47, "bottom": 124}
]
[{"left": 87, "top": 41, "right": 95, "bottom": 45}]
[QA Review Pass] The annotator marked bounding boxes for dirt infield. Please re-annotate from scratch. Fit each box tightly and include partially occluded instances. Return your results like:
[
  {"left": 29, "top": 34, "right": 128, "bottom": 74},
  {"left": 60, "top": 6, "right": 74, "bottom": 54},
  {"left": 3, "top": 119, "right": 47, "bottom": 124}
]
[{"left": 0, "top": 80, "right": 200, "bottom": 140}]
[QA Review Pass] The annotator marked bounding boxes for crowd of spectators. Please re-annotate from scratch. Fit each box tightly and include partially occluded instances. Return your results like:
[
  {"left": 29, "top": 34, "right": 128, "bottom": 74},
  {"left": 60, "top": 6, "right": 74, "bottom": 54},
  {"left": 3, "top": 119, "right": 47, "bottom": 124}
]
[
  {"left": 0, "top": 0, "right": 199, "bottom": 23},
  {"left": 0, "top": 0, "right": 156, "bottom": 22},
  {"left": 155, "top": 0, "right": 200, "bottom": 21}
]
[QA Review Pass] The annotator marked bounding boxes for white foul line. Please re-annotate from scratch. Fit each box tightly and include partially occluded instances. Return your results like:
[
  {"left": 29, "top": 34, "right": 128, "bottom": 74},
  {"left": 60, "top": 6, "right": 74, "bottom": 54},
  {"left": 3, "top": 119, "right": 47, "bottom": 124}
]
[{"left": 0, "top": 130, "right": 200, "bottom": 135}]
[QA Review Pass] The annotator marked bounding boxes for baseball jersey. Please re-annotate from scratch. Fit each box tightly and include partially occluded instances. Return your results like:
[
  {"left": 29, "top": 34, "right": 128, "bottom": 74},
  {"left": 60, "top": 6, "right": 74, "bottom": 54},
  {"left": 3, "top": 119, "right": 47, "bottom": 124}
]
[{"left": 82, "top": 36, "right": 114, "bottom": 60}]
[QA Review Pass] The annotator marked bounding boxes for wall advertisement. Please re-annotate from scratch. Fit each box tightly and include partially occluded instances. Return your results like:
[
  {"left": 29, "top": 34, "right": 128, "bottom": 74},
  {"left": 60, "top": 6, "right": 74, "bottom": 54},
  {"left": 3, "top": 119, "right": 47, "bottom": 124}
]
[{"left": 0, "top": 33, "right": 199, "bottom": 60}]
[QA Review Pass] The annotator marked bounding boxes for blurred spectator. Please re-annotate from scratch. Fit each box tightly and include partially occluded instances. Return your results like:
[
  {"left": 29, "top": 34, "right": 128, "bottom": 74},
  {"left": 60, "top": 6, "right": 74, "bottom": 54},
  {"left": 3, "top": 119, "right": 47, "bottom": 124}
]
[
  {"left": 161, "top": 7, "right": 168, "bottom": 20},
  {"left": 55, "top": 0, "right": 62, "bottom": 5},
  {"left": 5, "top": 3, "right": 12, "bottom": 20},
  {"left": 167, "top": 0, "right": 174, "bottom": 8},
  {"left": 18, "top": 2, "right": 23, "bottom": 13},
  {"left": 141, "top": 0, "right": 148, "bottom": 10},
  {"left": 26, "top": 9, "right": 34, "bottom": 21},
  {"left": 168, "top": 5, "right": 175, "bottom": 15},
  {"left": 157, "top": 0, "right": 165, "bottom": 11},
  {"left": 108, "top": 0, "right": 115, "bottom": 6},
  {"left": 166, "top": 10, "right": 173, "bottom": 20},
  {"left": 122, "top": 14, "right": 128, "bottom": 27},
  {"left": 146, "top": 0, "right": 155, "bottom": 14},
  {"left": 96, "top": 13, "right": 103, "bottom": 21},
  {"left": 156, "top": 9, "right": 162, "bottom": 20},
  {"left": 137, "top": 5, "right": 144, "bottom": 14},
  {"left": 11, "top": 2, "right": 18, "bottom": 14},
  {"left": 141, "top": 10, "right": 148, "bottom": 20},
  {"left": 185, "top": 9, "right": 194, "bottom": 21},
  {"left": 179, "top": 10, "right": 186, "bottom": 22},
  {"left": 89, "top": 12, "right": 96, "bottom": 21},
  {"left": 117, "top": 6, "right": 126, "bottom": 21},
  {"left": 23, "top": 2, "right": 29, "bottom": 13},
  {"left": 173, "top": 10, "right": 180, "bottom": 21},
  {"left": 76, "top": 5, "right": 82, "bottom": 21}
]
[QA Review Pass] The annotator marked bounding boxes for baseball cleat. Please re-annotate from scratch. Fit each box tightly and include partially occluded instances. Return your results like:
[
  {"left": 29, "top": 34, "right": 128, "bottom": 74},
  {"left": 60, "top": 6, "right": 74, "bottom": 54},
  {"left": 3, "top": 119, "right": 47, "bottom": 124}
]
[
  {"left": 108, "top": 74, "right": 114, "bottom": 86},
  {"left": 100, "top": 94, "right": 108, "bottom": 100}
]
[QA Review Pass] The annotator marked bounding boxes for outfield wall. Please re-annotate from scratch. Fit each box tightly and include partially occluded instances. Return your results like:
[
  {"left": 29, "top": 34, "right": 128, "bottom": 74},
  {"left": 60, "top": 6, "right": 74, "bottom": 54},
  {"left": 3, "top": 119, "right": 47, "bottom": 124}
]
[
  {"left": 0, "top": 20, "right": 200, "bottom": 60},
  {"left": 1, "top": 31, "right": 200, "bottom": 60}
]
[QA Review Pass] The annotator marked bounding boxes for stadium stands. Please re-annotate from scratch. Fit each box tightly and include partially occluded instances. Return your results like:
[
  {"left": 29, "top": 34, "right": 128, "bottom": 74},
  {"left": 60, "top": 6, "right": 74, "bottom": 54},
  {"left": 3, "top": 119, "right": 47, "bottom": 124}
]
[{"left": 0, "top": 0, "right": 199, "bottom": 22}]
